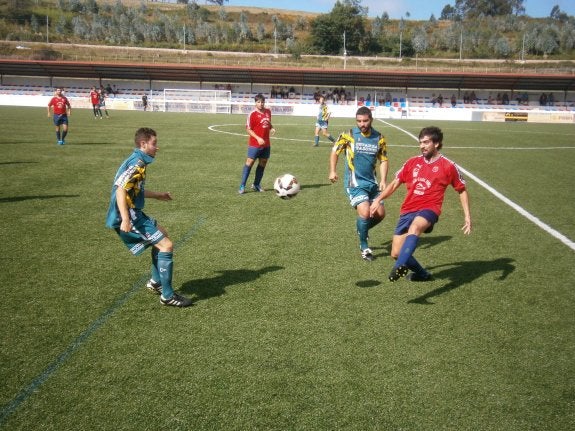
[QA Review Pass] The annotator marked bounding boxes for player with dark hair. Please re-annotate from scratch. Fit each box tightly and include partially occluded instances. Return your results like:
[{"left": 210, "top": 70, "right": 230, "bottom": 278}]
[
  {"left": 47, "top": 87, "right": 71, "bottom": 145},
  {"left": 238, "top": 93, "right": 275, "bottom": 194},
  {"left": 329, "top": 106, "right": 389, "bottom": 261},
  {"left": 90, "top": 86, "right": 102, "bottom": 119},
  {"left": 370, "top": 126, "right": 472, "bottom": 282},
  {"left": 313, "top": 95, "right": 336, "bottom": 147},
  {"left": 106, "top": 127, "right": 192, "bottom": 307}
]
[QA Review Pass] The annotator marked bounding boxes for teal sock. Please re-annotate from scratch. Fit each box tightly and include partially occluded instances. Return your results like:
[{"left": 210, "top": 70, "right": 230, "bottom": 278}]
[
  {"left": 328, "top": 135, "right": 336, "bottom": 143},
  {"left": 314, "top": 136, "right": 320, "bottom": 145},
  {"left": 356, "top": 217, "right": 370, "bottom": 250},
  {"left": 151, "top": 247, "right": 160, "bottom": 284},
  {"left": 157, "top": 251, "right": 174, "bottom": 299},
  {"left": 396, "top": 234, "right": 419, "bottom": 268}
]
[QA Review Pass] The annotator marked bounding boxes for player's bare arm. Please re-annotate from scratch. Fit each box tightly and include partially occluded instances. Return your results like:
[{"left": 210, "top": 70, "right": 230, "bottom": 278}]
[
  {"left": 115, "top": 187, "right": 132, "bottom": 233},
  {"left": 370, "top": 178, "right": 400, "bottom": 216},
  {"left": 328, "top": 151, "right": 339, "bottom": 182},
  {"left": 459, "top": 189, "right": 472, "bottom": 235},
  {"left": 145, "top": 190, "right": 173, "bottom": 201}
]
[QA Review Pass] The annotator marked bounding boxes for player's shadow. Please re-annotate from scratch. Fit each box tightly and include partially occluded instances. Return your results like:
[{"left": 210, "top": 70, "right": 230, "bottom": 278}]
[
  {"left": 408, "top": 257, "right": 516, "bottom": 305},
  {"left": 180, "top": 265, "right": 284, "bottom": 301},
  {"left": 371, "top": 235, "right": 452, "bottom": 259},
  {"left": 301, "top": 183, "right": 332, "bottom": 190},
  {"left": 0, "top": 161, "right": 38, "bottom": 165},
  {"left": 0, "top": 194, "right": 80, "bottom": 203}
]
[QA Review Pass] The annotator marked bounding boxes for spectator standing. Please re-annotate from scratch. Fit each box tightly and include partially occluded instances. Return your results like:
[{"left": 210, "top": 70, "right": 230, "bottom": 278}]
[{"left": 142, "top": 94, "right": 148, "bottom": 111}]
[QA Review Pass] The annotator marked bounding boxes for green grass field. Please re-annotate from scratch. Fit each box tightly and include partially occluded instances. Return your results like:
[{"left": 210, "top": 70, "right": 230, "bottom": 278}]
[{"left": 1, "top": 106, "right": 574, "bottom": 430}]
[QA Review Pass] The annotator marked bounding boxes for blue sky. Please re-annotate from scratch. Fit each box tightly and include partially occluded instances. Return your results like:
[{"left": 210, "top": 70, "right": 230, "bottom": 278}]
[{"left": 227, "top": 0, "right": 575, "bottom": 20}]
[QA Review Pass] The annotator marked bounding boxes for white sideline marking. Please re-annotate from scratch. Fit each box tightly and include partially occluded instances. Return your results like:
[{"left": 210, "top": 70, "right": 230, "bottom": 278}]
[{"left": 379, "top": 120, "right": 575, "bottom": 251}]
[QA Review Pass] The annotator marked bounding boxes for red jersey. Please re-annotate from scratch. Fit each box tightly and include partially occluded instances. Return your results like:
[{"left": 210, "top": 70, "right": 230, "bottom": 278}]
[
  {"left": 48, "top": 95, "right": 71, "bottom": 115},
  {"left": 246, "top": 108, "right": 272, "bottom": 148},
  {"left": 395, "top": 154, "right": 466, "bottom": 216},
  {"left": 90, "top": 90, "right": 100, "bottom": 105}
]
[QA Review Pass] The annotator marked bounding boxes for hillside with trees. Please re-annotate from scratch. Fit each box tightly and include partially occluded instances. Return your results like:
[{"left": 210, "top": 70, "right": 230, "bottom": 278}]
[{"left": 0, "top": 0, "right": 574, "bottom": 63}]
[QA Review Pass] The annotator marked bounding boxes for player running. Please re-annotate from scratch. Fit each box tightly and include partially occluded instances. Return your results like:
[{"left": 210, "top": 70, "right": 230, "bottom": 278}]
[
  {"left": 313, "top": 95, "right": 336, "bottom": 147},
  {"left": 329, "top": 106, "right": 389, "bottom": 261}
]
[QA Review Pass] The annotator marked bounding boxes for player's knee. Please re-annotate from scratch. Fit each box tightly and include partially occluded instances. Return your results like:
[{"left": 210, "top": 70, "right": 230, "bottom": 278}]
[{"left": 156, "top": 237, "right": 173, "bottom": 252}]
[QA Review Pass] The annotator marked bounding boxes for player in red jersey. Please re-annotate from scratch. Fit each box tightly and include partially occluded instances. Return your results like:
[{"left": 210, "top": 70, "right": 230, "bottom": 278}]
[
  {"left": 370, "top": 126, "right": 472, "bottom": 282},
  {"left": 238, "top": 93, "right": 275, "bottom": 194},
  {"left": 47, "top": 87, "right": 72, "bottom": 145},
  {"left": 89, "top": 86, "right": 102, "bottom": 119}
]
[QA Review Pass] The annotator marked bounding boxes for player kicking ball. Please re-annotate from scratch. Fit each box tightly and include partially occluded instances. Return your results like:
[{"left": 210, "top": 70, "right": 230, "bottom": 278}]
[
  {"left": 370, "top": 126, "right": 472, "bottom": 282},
  {"left": 106, "top": 127, "right": 192, "bottom": 307}
]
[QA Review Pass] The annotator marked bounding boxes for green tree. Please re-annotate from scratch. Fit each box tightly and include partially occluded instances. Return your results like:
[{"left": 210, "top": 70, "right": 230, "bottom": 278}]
[{"left": 309, "top": 0, "right": 370, "bottom": 55}]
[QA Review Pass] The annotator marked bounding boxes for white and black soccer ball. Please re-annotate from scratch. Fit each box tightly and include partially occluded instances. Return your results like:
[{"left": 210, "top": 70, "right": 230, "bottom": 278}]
[{"left": 273, "top": 174, "right": 301, "bottom": 199}]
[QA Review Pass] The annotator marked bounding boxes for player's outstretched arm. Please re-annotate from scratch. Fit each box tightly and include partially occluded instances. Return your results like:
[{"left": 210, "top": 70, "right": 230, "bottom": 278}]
[
  {"left": 145, "top": 191, "right": 173, "bottom": 201},
  {"left": 370, "top": 178, "right": 400, "bottom": 216}
]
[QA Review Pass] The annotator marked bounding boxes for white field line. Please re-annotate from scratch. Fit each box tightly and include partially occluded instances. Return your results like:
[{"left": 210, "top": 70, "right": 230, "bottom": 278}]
[{"left": 378, "top": 120, "right": 575, "bottom": 251}]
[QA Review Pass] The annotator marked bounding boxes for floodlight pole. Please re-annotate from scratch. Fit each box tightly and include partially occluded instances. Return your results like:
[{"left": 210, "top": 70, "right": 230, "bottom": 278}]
[{"left": 343, "top": 31, "right": 347, "bottom": 69}]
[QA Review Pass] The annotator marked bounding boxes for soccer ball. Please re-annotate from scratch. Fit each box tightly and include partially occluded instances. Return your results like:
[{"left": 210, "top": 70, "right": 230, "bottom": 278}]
[{"left": 273, "top": 174, "right": 301, "bottom": 199}]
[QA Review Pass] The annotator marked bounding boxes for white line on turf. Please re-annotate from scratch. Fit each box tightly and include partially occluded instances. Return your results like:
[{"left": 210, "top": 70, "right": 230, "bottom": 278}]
[{"left": 378, "top": 119, "right": 575, "bottom": 251}]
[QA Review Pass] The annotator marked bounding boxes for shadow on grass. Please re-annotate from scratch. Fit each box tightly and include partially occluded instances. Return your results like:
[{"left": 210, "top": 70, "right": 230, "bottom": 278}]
[
  {"left": 0, "top": 161, "right": 39, "bottom": 165},
  {"left": 408, "top": 257, "right": 516, "bottom": 305},
  {"left": 180, "top": 265, "right": 284, "bottom": 301},
  {"left": 301, "top": 183, "right": 332, "bottom": 190},
  {"left": 371, "top": 235, "right": 452, "bottom": 259},
  {"left": 0, "top": 194, "right": 80, "bottom": 203}
]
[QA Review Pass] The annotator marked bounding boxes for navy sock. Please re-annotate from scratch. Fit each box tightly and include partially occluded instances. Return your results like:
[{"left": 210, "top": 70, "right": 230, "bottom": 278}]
[
  {"left": 328, "top": 135, "right": 336, "bottom": 143},
  {"left": 395, "top": 234, "right": 419, "bottom": 268},
  {"left": 157, "top": 251, "right": 174, "bottom": 299},
  {"left": 254, "top": 165, "right": 265, "bottom": 186},
  {"left": 406, "top": 256, "right": 426, "bottom": 275},
  {"left": 61, "top": 130, "right": 67, "bottom": 140},
  {"left": 240, "top": 165, "right": 251, "bottom": 187}
]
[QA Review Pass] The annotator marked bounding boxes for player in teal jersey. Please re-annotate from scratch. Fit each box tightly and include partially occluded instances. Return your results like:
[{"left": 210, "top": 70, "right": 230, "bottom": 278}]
[
  {"left": 106, "top": 127, "right": 192, "bottom": 307},
  {"left": 313, "top": 95, "right": 336, "bottom": 147},
  {"left": 329, "top": 106, "right": 389, "bottom": 261}
]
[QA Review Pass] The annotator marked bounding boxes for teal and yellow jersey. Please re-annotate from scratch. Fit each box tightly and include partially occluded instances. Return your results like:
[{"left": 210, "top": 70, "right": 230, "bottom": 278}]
[
  {"left": 332, "top": 127, "right": 388, "bottom": 189},
  {"left": 317, "top": 102, "right": 330, "bottom": 122},
  {"left": 105, "top": 149, "right": 155, "bottom": 228}
]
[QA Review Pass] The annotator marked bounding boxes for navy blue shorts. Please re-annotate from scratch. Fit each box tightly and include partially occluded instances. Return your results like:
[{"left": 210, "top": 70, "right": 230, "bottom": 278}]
[
  {"left": 247, "top": 146, "right": 270, "bottom": 160},
  {"left": 394, "top": 210, "right": 439, "bottom": 235},
  {"left": 53, "top": 114, "right": 68, "bottom": 126}
]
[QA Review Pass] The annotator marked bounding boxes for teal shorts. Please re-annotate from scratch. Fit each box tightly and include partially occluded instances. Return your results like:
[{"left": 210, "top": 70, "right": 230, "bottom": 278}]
[
  {"left": 346, "top": 183, "right": 381, "bottom": 208},
  {"left": 115, "top": 213, "right": 165, "bottom": 256}
]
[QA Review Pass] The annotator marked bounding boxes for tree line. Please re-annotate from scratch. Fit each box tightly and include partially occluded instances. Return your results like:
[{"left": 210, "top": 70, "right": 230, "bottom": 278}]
[{"left": 1, "top": 0, "right": 573, "bottom": 59}]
